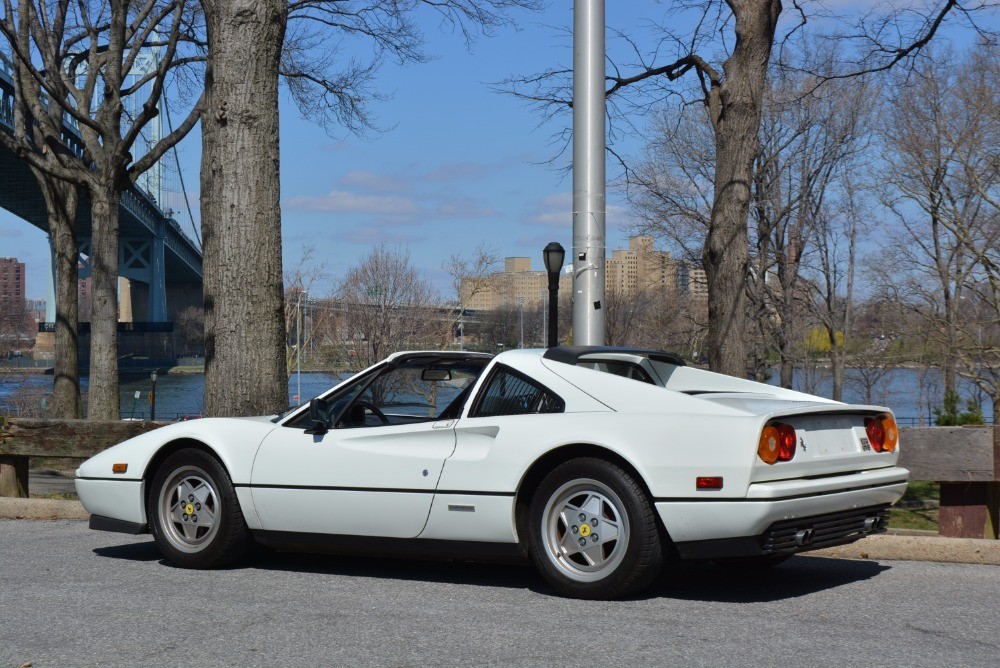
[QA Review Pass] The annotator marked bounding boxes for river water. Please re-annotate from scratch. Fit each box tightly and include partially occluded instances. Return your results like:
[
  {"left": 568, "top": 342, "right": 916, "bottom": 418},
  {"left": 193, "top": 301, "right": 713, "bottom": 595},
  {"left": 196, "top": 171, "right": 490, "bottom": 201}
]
[{"left": 0, "top": 365, "right": 992, "bottom": 425}]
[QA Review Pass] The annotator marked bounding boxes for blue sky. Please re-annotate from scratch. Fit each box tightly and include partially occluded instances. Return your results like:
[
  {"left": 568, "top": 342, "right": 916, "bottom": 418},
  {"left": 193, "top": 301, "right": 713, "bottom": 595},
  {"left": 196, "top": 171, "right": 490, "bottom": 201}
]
[
  {"left": 1, "top": 3, "right": 655, "bottom": 302},
  {"left": 1, "top": 1, "right": 992, "bottom": 303}
]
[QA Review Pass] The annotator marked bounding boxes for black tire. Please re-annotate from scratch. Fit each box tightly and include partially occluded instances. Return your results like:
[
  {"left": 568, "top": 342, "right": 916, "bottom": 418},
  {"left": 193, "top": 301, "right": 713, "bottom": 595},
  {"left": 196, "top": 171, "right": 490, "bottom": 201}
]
[
  {"left": 148, "top": 448, "right": 251, "bottom": 569},
  {"left": 528, "top": 458, "right": 663, "bottom": 599}
]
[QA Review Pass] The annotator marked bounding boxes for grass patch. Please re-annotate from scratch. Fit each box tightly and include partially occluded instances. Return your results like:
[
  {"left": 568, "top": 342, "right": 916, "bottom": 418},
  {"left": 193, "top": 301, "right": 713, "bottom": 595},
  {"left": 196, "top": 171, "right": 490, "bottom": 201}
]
[
  {"left": 889, "top": 506, "right": 939, "bottom": 531},
  {"left": 888, "top": 480, "right": 940, "bottom": 532}
]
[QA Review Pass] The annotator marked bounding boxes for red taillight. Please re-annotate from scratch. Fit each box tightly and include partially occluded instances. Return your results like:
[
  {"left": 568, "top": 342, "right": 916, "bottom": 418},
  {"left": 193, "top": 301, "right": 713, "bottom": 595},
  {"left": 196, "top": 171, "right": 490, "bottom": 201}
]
[
  {"left": 777, "top": 423, "right": 796, "bottom": 461},
  {"left": 865, "top": 413, "right": 898, "bottom": 453},
  {"left": 758, "top": 422, "right": 796, "bottom": 464},
  {"left": 865, "top": 416, "right": 886, "bottom": 452}
]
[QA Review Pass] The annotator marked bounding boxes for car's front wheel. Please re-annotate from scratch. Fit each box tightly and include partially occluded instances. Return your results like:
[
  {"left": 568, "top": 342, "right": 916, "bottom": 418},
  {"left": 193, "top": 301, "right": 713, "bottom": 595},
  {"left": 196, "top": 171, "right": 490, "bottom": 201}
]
[
  {"left": 528, "top": 458, "right": 663, "bottom": 599},
  {"left": 149, "top": 448, "right": 251, "bottom": 568}
]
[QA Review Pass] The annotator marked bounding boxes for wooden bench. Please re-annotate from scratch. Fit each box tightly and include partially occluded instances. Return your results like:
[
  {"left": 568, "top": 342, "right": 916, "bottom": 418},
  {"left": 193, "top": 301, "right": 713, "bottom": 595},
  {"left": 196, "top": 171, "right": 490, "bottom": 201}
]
[
  {"left": 0, "top": 417, "right": 164, "bottom": 497},
  {"left": 898, "top": 426, "right": 999, "bottom": 539},
  {"left": 2, "top": 417, "right": 998, "bottom": 539}
]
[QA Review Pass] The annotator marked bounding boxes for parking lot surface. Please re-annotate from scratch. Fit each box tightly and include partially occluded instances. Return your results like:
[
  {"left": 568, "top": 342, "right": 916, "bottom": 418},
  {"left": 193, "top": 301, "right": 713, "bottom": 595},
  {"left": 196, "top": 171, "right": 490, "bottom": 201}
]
[{"left": 2, "top": 520, "right": 999, "bottom": 667}]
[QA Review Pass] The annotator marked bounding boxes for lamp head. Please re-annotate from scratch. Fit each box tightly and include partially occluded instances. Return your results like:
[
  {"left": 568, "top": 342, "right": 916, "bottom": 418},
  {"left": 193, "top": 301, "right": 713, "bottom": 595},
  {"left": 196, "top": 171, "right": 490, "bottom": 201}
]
[{"left": 543, "top": 242, "right": 565, "bottom": 275}]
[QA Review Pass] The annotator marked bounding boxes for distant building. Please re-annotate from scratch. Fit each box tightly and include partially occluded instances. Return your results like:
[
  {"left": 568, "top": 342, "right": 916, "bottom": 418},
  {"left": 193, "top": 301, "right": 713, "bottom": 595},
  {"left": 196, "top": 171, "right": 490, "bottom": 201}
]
[
  {"left": 0, "top": 256, "right": 26, "bottom": 313},
  {"left": 461, "top": 258, "right": 572, "bottom": 311},
  {"left": 605, "top": 236, "right": 676, "bottom": 297},
  {"left": 686, "top": 266, "right": 708, "bottom": 302},
  {"left": 461, "top": 237, "right": 698, "bottom": 311},
  {"left": 26, "top": 298, "right": 46, "bottom": 323}
]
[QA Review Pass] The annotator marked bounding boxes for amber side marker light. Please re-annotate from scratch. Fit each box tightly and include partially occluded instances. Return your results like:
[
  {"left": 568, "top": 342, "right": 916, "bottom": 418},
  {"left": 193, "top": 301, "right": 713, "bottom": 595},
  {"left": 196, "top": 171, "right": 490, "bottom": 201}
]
[
  {"left": 112, "top": 463, "right": 128, "bottom": 474},
  {"left": 696, "top": 477, "right": 724, "bottom": 490},
  {"left": 865, "top": 414, "right": 898, "bottom": 453},
  {"left": 758, "top": 422, "right": 797, "bottom": 464}
]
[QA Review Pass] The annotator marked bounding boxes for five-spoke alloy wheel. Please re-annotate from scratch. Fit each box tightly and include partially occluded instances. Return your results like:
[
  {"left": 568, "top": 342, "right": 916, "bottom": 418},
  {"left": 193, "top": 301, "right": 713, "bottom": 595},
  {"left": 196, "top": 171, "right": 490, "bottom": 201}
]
[
  {"left": 149, "top": 449, "right": 250, "bottom": 568},
  {"left": 529, "top": 458, "right": 663, "bottom": 599}
]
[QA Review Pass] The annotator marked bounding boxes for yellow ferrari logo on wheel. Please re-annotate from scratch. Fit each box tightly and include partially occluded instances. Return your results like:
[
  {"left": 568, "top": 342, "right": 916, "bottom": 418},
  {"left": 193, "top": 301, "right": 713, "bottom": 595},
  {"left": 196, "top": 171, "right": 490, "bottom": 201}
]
[
  {"left": 185, "top": 503, "right": 195, "bottom": 515},
  {"left": 579, "top": 523, "right": 591, "bottom": 537}
]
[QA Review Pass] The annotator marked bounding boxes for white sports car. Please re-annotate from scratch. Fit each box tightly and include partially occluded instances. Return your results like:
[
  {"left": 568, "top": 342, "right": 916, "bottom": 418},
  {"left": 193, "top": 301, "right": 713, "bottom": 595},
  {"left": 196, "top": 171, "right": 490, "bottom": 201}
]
[{"left": 77, "top": 347, "right": 908, "bottom": 599}]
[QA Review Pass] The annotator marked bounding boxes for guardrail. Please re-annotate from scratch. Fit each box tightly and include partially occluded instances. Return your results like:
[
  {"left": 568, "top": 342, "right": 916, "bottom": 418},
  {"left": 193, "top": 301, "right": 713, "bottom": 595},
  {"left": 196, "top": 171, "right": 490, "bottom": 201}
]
[
  {"left": 0, "top": 418, "right": 997, "bottom": 539},
  {"left": 0, "top": 417, "right": 164, "bottom": 498}
]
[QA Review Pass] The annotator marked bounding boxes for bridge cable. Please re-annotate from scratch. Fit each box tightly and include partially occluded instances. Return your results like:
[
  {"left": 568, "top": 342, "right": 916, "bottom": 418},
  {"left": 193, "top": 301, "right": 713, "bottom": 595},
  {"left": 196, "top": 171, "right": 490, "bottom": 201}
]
[{"left": 162, "top": 88, "right": 201, "bottom": 249}]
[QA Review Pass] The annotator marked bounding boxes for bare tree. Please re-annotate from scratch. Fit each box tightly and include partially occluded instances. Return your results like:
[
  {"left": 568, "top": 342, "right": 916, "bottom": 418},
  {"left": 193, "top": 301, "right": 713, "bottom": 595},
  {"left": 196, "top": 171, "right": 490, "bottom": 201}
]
[
  {"left": 176, "top": 305, "right": 204, "bottom": 357},
  {"left": 283, "top": 246, "right": 333, "bottom": 373},
  {"left": 807, "top": 176, "right": 865, "bottom": 401},
  {"left": 929, "top": 44, "right": 1000, "bottom": 416},
  {"left": 633, "top": 48, "right": 873, "bottom": 385},
  {"left": 0, "top": 0, "right": 205, "bottom": 419},
  {"left": 443, "top": 244, "right": 501, "bottom": 347},
  {"left": 0, "top": 44, "right": 82, "bottom": 416},
  {"left": 878, "top": 47, "right": 994, "bottom": 407},
  {"left": 338, "top": 243, "right": 439, "bottom": 372},
  {"left": 505, "top": 1, "right": 989, "bottom": 377},
  {"left": 201, "top": 0, "right": 539, "bottom": 416}
]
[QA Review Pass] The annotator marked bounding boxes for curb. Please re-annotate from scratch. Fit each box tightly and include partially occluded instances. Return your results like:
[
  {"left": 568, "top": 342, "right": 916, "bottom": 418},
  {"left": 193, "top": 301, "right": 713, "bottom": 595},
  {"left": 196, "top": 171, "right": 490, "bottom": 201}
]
[
  {"left": 806, "top": 534, "right": 1000, "bottom": 565},
  {"left": 2, "top": 499, "right": 998, "bottom": 566},
  {"left": 0, "top": 498, "right": 89, "bottom": 521}
]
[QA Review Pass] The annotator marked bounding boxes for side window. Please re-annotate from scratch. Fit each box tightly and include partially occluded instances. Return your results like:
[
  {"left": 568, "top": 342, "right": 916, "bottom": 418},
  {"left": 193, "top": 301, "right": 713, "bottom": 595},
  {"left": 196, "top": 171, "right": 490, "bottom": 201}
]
[{"left": 471, "top": 366, "right": 564, "bottom": 417}]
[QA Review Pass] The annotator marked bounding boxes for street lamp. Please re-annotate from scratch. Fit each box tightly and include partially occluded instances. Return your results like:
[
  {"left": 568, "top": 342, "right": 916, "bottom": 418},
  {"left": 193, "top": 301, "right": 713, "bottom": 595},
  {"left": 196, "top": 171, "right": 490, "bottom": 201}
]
[
  {"left": 543, "top": 242, "right": 565, "bottom": 348},
  {"left": 150, "top": 370, "right": 158, "bottom": 421}
]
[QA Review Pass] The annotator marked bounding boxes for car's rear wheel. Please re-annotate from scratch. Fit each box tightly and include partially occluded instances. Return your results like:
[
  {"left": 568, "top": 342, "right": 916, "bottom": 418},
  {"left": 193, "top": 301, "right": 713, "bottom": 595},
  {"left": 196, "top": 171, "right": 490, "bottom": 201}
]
[
  {"left": 149, "top": 448, "right": 250, "bottom": 568},
  {"left": 528, "top": 458, "right": 663, "bottom": 599}
]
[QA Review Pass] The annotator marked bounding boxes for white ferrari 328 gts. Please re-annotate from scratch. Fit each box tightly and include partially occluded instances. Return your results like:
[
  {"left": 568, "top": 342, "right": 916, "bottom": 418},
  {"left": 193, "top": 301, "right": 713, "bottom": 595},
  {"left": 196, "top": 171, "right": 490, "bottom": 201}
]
[{"left": 77, "top": 347, "right": 908, "bottom": 599}]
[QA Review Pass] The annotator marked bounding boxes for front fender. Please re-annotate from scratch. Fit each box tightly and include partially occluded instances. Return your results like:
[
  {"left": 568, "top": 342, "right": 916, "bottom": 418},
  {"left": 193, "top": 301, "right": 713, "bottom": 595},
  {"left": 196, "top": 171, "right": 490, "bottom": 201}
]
[{"left": 76, "top": 418, "right": 279, "bottom": 485}]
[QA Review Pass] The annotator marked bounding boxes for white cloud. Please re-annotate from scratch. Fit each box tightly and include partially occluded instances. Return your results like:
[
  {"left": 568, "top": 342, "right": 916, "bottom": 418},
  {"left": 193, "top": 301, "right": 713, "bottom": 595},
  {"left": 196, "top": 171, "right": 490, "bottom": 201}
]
[
  {"left": 284, "top": 190, "right": 421, "bottom": 215},
  {"left": 339, "top": 170, "right": 412, "bottom": 193}
]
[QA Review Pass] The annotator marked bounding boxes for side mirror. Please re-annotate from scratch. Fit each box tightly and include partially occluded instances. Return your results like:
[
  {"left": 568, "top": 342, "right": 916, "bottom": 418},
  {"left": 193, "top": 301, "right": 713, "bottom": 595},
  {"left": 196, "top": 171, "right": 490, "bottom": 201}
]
[{"left": 304, "top": 398, "right": 329, "bottom": 435}]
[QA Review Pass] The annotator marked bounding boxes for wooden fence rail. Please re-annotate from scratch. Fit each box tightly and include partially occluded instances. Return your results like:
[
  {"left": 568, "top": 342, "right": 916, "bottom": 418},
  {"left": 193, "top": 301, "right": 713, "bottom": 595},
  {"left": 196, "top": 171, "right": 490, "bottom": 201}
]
[{"left": 1, "top": 418, "right": 998, "bottom": 539}]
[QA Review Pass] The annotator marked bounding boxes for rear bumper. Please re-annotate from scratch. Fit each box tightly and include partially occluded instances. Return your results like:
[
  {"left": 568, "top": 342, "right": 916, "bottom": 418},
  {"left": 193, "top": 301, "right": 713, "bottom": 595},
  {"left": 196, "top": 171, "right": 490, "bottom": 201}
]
[
  {"left": 657, "top": 466, "right": 908, "bottom": 559},
  {"left": 673, "top": 504, "right": 890, "bottom": 559}
]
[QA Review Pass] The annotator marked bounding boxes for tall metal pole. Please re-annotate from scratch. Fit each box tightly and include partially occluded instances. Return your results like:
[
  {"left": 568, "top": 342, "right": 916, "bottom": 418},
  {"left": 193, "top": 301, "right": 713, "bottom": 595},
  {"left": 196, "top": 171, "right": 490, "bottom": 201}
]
[
  {"left": 296, "top": 293, "right": 302, "bottom": 405},
  {"left": 572, "top": 0, "right": 606, "bottom": 346}
]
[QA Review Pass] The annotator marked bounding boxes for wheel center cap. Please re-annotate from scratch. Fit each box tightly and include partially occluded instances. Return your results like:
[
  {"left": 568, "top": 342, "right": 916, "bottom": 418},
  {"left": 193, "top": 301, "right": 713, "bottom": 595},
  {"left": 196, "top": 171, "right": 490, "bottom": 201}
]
[
  {"left": 184, "top": 503, "right": 195, "bottom": 515},
  {"left": 579, "top": 523, "right": 591, "bottom": 537}
]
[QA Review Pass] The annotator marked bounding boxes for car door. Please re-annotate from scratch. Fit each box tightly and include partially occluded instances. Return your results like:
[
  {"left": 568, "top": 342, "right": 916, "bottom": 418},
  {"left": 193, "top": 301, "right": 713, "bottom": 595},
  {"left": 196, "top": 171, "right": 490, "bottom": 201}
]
[{"left": 250, "top": 357, "right": 483, "bottom": 538}]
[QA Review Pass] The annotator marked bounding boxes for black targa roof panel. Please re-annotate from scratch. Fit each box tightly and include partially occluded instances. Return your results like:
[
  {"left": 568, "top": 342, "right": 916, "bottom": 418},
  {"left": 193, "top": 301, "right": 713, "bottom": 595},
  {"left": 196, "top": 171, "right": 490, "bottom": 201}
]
[{"left": 542, "top": 346, "right": 686, "bottom": 367}]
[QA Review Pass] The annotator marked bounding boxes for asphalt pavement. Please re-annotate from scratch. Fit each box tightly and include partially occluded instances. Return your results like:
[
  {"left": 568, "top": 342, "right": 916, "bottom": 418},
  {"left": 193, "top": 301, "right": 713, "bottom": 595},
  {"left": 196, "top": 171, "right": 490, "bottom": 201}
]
[{"left": 2, "top": 519, "right": 999, "bottom": 667}]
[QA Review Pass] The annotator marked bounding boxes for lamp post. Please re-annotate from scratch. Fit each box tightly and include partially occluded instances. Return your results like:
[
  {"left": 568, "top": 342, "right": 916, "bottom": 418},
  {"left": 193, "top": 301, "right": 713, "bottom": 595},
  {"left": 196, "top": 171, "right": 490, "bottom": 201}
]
[
  {"left": 543, "top": 242, "right": 565, "bottom": 348},
  {"left": 150, "top": 370, "right": 158, "bottom": 421}
]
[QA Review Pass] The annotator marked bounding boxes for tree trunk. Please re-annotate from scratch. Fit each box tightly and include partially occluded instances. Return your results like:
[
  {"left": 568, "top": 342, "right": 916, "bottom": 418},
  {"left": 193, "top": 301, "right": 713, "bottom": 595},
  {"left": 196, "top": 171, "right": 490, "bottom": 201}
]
[
  {"left": 780, "top": 354, "right": 793, "bottom": 389},
  {"left": 201, "top": 0, "right": 288, "bottom": 417},
  {"left": 87, "top": 188, "right": 121, "bottom": 420},
  {"left": 35, "top": 174, "right": 82, "bottom": 418},
  {"left": 831, "top": 345, "right": 844, "bottom": 402},
  {"left": 704, "top": 1, "right": 781, "bottom": 378}
]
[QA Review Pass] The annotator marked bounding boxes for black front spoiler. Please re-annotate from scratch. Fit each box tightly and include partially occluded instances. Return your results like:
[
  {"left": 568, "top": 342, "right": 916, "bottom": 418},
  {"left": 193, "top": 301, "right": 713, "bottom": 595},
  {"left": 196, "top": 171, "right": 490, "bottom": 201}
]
[{"left": 89, "top": 514, "right": 148, "bottom": 535}]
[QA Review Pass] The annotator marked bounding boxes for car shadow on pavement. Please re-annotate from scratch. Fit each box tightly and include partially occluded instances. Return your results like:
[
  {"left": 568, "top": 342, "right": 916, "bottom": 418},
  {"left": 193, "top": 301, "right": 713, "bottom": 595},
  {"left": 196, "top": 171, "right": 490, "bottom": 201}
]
[
  {"left": 93, "top": 540, "right": 165, "bottom": 562},
  {"left": 245, "top": 548, "right": 549, "bottom": 592},
  {"left": 650, "top": 556, "right": 891, "bottom": 603},
  {"left": 92, "top": 541, "right": 889, "bottom": 601}
]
